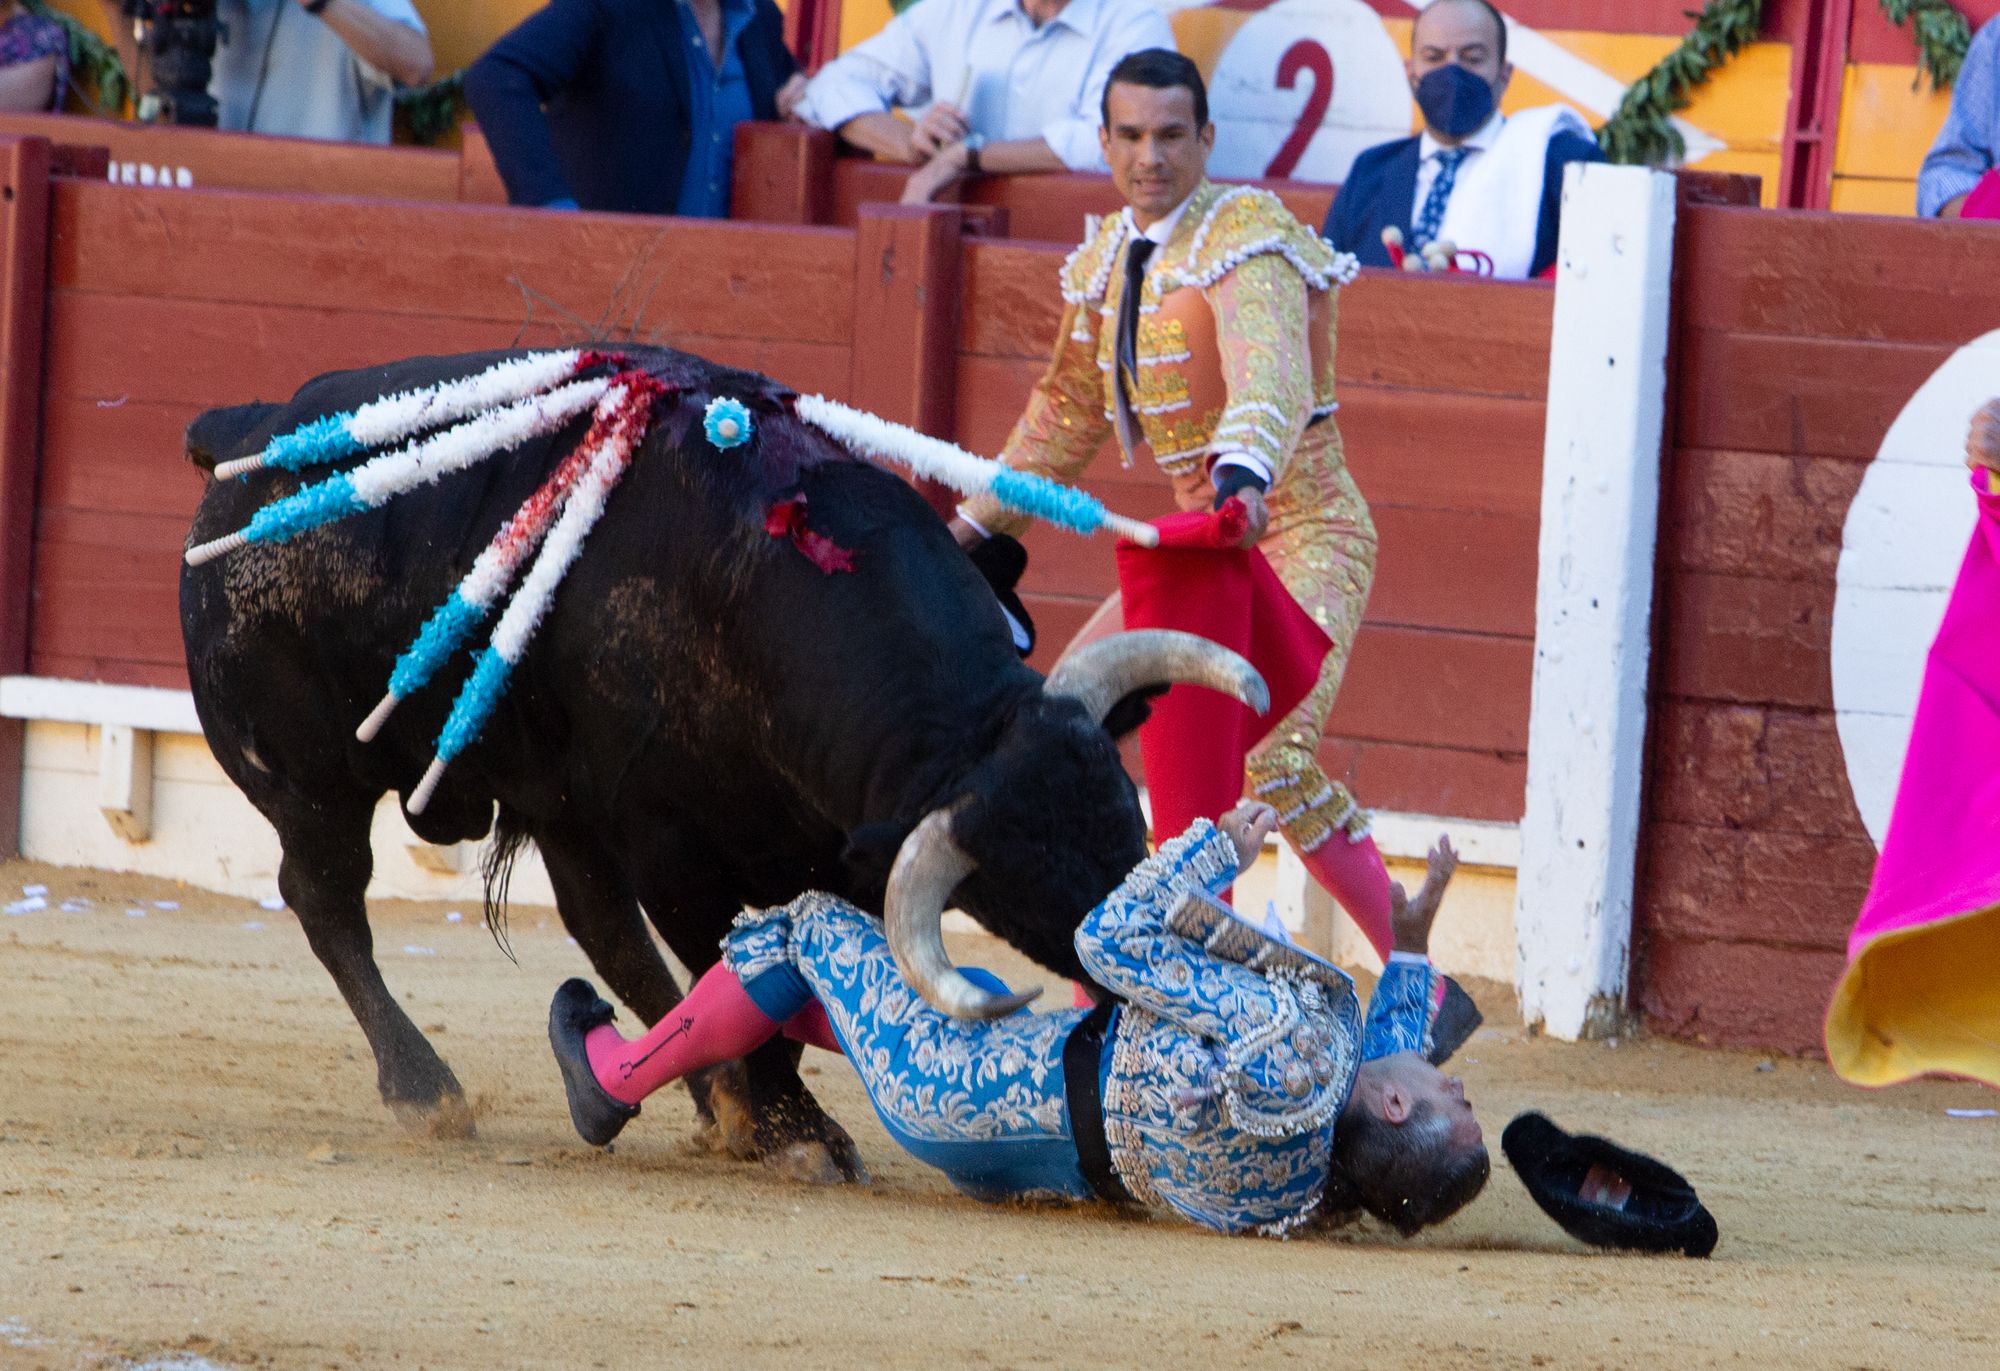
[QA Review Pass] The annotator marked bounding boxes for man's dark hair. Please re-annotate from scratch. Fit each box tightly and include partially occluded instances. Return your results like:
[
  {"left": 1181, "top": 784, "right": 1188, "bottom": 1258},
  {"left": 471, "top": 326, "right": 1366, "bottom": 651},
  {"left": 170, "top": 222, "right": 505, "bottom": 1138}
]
[
  {"left": 1101, "top": 48, "right": 1209, "bottom": 130},
  {"left": 1328, "top": 1100, "right": 1491, "bottom": 1238},
  {"left": 1413, "top": 0, "right": 1509, "bottom": 67}
]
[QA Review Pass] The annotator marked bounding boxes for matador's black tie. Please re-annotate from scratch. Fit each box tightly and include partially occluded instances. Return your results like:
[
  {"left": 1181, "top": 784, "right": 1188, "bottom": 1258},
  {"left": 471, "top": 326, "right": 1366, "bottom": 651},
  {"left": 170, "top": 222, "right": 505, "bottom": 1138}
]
[{"left": 1116, "top": 235, "right": 1158, "bottom": 407}]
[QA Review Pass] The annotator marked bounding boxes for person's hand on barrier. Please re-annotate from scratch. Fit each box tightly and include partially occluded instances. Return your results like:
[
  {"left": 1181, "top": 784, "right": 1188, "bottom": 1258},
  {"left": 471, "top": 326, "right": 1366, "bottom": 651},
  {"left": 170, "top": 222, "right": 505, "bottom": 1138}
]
[
  {"left": 1219, "top": 801, "right": 1279, "bottom": 869},
  {"left": 1227, "top": 488, "right": 1269, "bottom": 548},
  {"left": 909, "top": 102, "right": 970, "bottom": 159},
  {"left": 1967, "top": 398, "right": 2000, "bottom": 476},
  {"left": 900, "top": 142, "right": 970, "bottom": 204},
  {"left": 776, "top": 73, "right": 809, "bottom": 121}
]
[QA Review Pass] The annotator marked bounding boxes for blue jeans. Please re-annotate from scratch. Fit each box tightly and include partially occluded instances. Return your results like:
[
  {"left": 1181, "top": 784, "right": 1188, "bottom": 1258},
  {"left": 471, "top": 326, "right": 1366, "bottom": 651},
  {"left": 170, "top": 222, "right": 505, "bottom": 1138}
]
[{"left": 723, "top": 894, "right": 1096, "bottom": 1204}]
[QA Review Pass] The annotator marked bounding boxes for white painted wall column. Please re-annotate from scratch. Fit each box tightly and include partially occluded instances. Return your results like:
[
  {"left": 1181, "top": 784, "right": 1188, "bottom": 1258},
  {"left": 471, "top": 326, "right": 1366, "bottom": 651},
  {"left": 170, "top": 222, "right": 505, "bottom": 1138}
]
[{"left": 1514, "top": 163, "right": 1678, "bottom": 1040}]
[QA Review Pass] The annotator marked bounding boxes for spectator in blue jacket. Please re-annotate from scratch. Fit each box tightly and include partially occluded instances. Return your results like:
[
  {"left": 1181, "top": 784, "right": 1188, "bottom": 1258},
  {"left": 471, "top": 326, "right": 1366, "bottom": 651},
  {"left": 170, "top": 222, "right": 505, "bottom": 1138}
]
[
  {"left": 1324, "top": 0, "right": 1601, "bottom": 280},
  {"left": 465, "top": 0, "right": 805, "bottom": 217}
]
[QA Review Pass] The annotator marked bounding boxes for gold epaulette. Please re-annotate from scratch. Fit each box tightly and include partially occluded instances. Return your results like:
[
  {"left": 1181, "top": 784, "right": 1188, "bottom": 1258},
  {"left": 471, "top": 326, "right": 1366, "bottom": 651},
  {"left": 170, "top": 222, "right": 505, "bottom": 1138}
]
[
  {"left": 1154, "top": 186, "right": 1360, "bottom": 293},
  {"left": 1059, "top": 211, "right": 1131, "bottom": 305}
]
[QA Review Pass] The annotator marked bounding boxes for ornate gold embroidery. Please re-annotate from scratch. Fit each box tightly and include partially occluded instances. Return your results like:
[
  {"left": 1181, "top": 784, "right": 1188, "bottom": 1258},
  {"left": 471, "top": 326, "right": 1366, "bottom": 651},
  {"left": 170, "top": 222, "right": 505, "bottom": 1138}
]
[
  {"left": 1147, "top": 409, "right": 1222, "bottom": 472},
  {"left": 1133, "top": 369, "right": 1191, "bottom": 412},
  {"left": 980, "top": 180, "right": 1350, "bottom": 525},
  {"left": 1136, "top": 316, "right": 1189, "bottom": 359}
]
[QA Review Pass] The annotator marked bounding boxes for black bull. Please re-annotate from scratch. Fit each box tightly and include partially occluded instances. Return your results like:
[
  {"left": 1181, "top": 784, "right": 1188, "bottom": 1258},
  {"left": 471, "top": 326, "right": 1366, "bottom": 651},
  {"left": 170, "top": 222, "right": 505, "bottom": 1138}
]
[{"left": 178, "top": 347, "right": 1225, "bottom": 1179}]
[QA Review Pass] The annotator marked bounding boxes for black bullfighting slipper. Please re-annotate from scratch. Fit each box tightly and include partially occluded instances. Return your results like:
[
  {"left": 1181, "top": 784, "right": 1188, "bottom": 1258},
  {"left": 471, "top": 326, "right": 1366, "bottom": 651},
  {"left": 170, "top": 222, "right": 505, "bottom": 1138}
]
[
  {"left": 1427, "top": 975, "right": 1484, "bottom": 1066},
  {"left": 1501, "top": 1111, "right": 1718, "bottom": 1258},
  {"left": 549, "top": 978, "right": 640, "bottom": 1148}
]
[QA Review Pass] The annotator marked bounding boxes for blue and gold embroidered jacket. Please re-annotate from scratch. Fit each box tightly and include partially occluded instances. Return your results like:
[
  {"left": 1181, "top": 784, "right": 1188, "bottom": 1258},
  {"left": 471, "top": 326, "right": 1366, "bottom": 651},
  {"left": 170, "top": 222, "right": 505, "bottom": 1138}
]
[{"left": 1076, "top": 819, "right": 1438, "bottom": 1235}]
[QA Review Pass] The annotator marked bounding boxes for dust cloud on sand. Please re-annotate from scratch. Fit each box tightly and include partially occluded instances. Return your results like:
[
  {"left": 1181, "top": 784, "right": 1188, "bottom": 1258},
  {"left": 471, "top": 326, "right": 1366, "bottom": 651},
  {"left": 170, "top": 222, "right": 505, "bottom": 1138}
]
[{"left": 3, "top": 858, "right": 1997, "bottom": 1370}]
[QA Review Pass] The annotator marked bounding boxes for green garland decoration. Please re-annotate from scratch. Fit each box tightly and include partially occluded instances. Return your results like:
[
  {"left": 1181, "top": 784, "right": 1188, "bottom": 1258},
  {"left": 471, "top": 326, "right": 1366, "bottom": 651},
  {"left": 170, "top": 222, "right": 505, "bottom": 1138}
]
[
  {"left": 394, "top": 69, "right": 465, "bottom": 146},
  {"left": 1595, "top": 0, "right": 1764, "bottom": 166},
  {"left": 1881, "top": 0, "right": 1972, "bottom": 89},
  {"left": 22, "top": 0, "right": 128, "bottom": 115}
]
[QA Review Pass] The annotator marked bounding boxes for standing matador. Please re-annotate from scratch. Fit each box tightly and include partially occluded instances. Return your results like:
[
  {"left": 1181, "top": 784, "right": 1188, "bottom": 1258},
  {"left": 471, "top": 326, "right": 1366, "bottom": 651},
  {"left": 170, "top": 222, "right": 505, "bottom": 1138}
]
[{"left": 951, "top": 49, "right": 1410, "bottom": 976}]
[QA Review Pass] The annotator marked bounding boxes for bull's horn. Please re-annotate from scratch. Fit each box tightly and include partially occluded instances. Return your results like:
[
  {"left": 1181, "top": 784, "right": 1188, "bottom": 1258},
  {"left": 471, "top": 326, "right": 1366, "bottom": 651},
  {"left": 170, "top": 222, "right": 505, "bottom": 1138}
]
[
  {"left": 1044, "top": 629, "right": 1270, "bottom": 724},
  {"left": 885, "top": 809, "right": 1042, "bottom": 1020}
]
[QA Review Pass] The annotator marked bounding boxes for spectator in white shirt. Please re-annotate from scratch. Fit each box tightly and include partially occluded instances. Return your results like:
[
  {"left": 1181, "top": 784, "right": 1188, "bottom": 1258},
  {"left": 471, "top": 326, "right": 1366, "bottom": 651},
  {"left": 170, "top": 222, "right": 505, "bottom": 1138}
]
[{"left": 794, "top": 0, "right": 1173, "bottom": 203}]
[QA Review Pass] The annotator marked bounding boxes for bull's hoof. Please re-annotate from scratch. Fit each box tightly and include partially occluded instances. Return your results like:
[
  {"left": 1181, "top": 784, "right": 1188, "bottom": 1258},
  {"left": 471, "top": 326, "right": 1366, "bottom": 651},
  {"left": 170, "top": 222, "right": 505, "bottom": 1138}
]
[
  {"left": 387, "top": 1090, "right": 479, "bottom": 1140},
  {"left": 549, "top": 978, "right": 641, "bottom": 1148},
  {"left": 704, "top": 1077, "right": 867, "bottom": 1185},
  {"left": 767, "top": 1138, "right": 869, "bottom": 1187}
]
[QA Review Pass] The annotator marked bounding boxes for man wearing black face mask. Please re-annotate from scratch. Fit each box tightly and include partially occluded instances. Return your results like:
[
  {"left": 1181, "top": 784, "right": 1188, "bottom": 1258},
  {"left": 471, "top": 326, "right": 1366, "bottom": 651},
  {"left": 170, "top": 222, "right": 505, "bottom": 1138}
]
[{"left": 1323, "top": 0, "right": 1603, "bottom": 280}]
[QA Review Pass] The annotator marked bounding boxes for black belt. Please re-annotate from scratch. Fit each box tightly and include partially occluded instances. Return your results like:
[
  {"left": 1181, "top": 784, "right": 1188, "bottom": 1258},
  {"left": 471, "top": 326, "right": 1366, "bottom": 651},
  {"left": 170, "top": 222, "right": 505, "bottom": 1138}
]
[{"left": 1064, "top": 999, "right": 1138, "bottom": 1208}]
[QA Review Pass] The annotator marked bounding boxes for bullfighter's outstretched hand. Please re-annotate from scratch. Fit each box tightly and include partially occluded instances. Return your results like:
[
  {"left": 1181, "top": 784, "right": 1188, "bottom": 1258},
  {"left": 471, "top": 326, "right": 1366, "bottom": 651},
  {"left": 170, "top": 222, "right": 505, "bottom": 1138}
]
[{"left": 1390, "top": 837, "right": 1459, "bottom": 957}]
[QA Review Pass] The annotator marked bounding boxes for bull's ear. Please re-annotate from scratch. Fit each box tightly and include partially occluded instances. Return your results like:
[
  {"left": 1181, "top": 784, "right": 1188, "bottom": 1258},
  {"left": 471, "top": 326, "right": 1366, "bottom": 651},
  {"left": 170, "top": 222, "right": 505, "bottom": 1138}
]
[
  {"left": 841, "top": 819, "right": 916, "bottom": 903},
  {"left": 185, "top": 402, "right": 281, "bottom": 474},
  {"left": 1100, "top": 685, "right": 1170, "bottom": 741}
]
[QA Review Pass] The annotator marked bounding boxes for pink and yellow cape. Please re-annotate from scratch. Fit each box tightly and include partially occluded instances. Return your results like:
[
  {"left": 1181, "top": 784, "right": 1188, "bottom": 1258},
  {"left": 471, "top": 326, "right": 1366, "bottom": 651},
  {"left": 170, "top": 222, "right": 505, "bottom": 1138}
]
[{"left": 1825, "top": 468, "right": 2000, "bottom": 1086}]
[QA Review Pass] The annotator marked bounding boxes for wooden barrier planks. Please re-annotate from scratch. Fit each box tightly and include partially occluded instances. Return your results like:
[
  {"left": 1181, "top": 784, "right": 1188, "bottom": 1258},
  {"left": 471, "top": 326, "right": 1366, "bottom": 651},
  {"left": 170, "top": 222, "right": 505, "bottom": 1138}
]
[
  {"left": 30, "top": 180, "right": 862, "bottom": 690},
  {"left": 1676, "top": 206, "right": 2000, "bottom": 347},
  {"left": 51, "top": 182, "right": 858, "bottom": 343},
  {"left": 0, "top": 111, "right": 463, "bottom": 202},
  {"left": 1634, "top": 200, "right": 2000, "bottom": 1051}
]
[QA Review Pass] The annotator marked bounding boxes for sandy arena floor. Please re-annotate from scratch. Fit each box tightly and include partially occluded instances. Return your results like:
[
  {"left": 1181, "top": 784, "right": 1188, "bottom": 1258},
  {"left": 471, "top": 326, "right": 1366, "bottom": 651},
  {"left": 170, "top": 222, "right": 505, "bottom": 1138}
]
[{"left": 3, "top": 857, "right": 1998, "bottom": 1371}]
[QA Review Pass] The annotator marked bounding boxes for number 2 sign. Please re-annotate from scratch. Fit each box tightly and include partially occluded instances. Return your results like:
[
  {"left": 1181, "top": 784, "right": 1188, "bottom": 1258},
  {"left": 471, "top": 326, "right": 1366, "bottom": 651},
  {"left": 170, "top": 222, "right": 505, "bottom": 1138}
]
[{"left": 1197, "top": 0, "right": 1412, "bottom": 186}]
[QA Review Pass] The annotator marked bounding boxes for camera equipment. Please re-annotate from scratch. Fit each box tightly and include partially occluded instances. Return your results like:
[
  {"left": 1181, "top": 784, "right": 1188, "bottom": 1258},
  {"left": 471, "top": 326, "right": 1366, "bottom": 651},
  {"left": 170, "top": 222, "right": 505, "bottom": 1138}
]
[{"left": 121, "top": 0, "right": 225, "bottom": 127}]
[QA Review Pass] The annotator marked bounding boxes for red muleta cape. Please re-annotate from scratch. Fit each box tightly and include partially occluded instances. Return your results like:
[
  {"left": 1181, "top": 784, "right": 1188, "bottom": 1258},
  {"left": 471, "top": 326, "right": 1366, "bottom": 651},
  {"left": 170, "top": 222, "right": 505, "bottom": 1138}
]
[{"left": 1115, "top": 502, "right": 1333, "bottom": 843}]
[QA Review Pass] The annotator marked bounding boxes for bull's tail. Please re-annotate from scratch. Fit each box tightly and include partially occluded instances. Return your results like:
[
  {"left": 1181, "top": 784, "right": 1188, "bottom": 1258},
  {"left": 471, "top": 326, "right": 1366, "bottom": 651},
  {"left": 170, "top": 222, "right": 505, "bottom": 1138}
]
[{"left": 481, "top": 806, "right": 534, "bottom": 965}]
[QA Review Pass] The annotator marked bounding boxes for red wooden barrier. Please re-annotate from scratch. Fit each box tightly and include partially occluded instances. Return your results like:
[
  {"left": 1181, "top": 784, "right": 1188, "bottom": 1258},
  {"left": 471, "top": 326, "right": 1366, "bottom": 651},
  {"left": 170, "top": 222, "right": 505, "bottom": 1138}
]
[
  {"left": 31, "top": 181, "right": 860, "bottom": 687},
  {"left": 1635, "top": 203, "right": 2000, "bottom": 1053},
  {"left": 455, "top": 125, "right": 511, "bottom": 206},
  {"left": 0, "top": 136, "right": 50, "bottom": 857},
  {"left": 0, "top": 111, "right": 465, "bottom": 202}
]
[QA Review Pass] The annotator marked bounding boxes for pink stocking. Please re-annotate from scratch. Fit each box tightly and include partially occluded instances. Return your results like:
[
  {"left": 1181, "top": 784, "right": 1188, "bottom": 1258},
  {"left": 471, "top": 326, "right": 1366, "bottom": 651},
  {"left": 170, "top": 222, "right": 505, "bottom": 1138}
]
[
  {"left": 585, "top": 962, "right": 782, "bottom": 1106},
  {"left": 1297, "top": 831, "right": 1395, "bottom": 963}
]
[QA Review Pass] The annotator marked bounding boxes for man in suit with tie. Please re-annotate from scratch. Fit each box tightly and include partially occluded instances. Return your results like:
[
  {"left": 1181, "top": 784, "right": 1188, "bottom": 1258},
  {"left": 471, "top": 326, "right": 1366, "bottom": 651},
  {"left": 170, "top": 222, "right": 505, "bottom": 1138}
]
[{"left": 1324, "top": 0, "right": 1602, "bottom": 280}]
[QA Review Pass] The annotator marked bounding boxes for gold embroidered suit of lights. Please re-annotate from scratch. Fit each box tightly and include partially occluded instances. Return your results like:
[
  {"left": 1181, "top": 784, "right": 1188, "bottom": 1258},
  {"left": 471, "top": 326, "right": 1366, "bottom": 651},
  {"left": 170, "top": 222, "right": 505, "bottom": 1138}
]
[{"left": 962, "top": 182, "right": 1373, "bottom": 855}]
